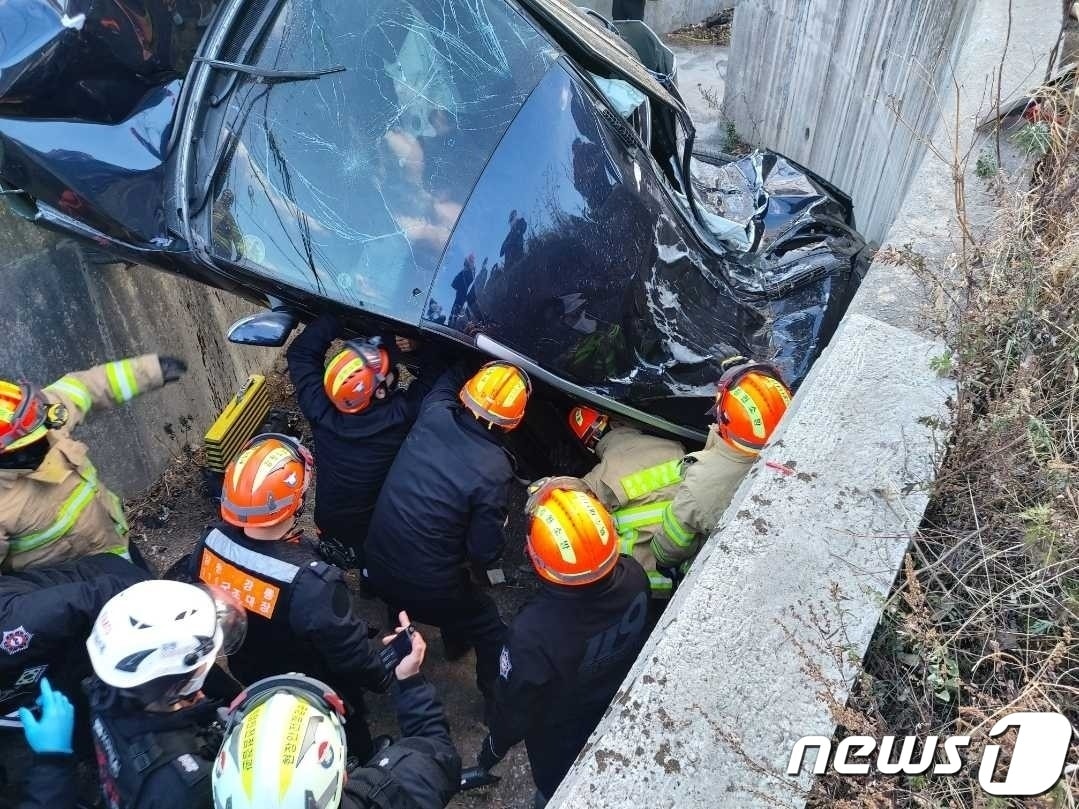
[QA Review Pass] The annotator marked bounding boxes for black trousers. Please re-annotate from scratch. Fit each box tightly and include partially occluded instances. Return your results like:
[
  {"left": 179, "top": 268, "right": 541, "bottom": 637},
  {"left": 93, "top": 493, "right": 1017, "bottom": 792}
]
[{"left": 365, "top": 567, "right": 506, "bottom": 697}]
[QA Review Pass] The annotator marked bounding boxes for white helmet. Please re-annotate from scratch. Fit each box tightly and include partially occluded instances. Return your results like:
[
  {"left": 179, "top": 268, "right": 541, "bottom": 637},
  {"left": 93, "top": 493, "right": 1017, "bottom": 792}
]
[
  {"left": 213, "top": 674, "right": 347, "bottom": 809},
  {"left": 87, "top": 580, "right": 246, "bottom": 705}
]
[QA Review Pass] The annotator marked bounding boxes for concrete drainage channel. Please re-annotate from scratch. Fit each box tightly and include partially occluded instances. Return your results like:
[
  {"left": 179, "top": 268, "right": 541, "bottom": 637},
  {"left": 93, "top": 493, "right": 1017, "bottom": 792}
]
[{"left": 548, "top": 1, "right": 1061, "bottom": 806}]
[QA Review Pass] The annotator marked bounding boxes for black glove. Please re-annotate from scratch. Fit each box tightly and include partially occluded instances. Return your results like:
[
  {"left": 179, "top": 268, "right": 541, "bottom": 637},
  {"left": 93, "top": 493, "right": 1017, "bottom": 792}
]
[
  {"left": 159, "top": 356, "right": 188, "bottom": 384},
  {"left": 477, "top": 734, "right": 503, "bottom": 772}
]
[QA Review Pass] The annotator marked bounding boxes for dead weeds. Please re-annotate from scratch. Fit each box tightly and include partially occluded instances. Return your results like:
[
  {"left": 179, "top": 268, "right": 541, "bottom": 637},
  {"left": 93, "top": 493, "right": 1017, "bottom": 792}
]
[{"left": 810, "top": 75, "right": 1079, "bottom": 807}]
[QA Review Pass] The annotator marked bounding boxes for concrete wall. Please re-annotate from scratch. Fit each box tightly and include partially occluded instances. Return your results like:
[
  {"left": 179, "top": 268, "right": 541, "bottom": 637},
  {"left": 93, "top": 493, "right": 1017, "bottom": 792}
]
[
  {"left": 576, "top": 0, "right": 734, "bottom": 33},
  {"left": 723, "top": 0, "right": 977, "bottom": 243},
  {"left": 0, "top": 206, "right": 269, "bottom": 496}
]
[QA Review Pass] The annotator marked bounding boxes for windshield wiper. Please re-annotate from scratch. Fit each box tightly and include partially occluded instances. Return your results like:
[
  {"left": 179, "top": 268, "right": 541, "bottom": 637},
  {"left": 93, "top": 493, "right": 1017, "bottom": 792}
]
[{"left": 194, "top": 58, "right": 345, "bottom": 85}]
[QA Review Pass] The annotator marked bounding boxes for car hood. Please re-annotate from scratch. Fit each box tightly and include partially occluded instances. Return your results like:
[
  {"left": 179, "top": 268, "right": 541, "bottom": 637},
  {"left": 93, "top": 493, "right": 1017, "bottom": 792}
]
[{"left": 424, "top": 63, "right": 866, "bottom": 430}]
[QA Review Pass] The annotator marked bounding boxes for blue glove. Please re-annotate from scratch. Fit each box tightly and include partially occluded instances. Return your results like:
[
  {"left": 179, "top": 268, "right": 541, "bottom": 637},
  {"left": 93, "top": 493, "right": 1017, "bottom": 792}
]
[{"left": 18, "top": 678, "right": 74, "bottom": 754}]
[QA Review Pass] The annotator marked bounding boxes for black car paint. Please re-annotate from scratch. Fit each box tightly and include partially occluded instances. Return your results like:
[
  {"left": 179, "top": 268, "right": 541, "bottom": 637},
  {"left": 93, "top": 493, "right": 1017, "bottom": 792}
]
[{"left": 0, "top": 0, "right": 869, "bottom": 438}]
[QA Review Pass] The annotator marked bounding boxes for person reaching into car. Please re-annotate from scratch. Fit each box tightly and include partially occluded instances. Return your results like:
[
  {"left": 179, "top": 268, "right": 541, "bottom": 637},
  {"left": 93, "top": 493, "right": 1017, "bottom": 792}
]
[
  {"left": 83, "top": 580, "right": 247, "bottom": 809},
  {"left": 364, "top": 362, "right": 530, "bottom": 716},
  {"left": 569, "top": 357, "right": 792, "bottom": 593},
  {"left": 211, "top": 613, "right": 461, "bottom": 809},
  {"left": 473, "top": 483, "right": 650, "bottom": 807},
  {"left": 286, "top": 313, "right": 443, "bottom": 575},
  {"left": 0, "top": 355, "right": 186, "bottom": 571},
  {"left": 183, "top": 433, "right": 392, "bottom": 762}
]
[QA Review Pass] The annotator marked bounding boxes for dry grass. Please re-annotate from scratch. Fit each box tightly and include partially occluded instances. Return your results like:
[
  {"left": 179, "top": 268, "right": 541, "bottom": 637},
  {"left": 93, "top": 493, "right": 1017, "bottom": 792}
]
[{"left": 810, "top": 79, "right": 1079, "bottom": 807}]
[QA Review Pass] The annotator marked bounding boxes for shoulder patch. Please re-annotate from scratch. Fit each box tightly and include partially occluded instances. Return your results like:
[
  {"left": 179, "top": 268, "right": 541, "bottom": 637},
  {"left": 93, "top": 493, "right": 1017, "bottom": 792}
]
[
  {"left": 499, "top": 646, "right": 512, "bottom": 680},
  {"left": 171, "top": 753, "right": 208, "bottom": 787}
]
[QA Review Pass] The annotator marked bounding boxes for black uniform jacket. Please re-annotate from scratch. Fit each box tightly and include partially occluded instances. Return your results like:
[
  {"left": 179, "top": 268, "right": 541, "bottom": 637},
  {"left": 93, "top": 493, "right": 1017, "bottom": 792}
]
[
  {"left": 85, "top": 679, "right": 218, "bottom": 809},
  {"left": 0, "top": 553, "right": 148, "bottom": 714},
  {"left": 364, "top": 367, "right": 514, "bottom": 590},
  {"left": 286, "top": 315, "right": 440, "bottom": 538},
  {"left": 186, "top": 525, "right": 390, "bottom": 701},
  {"left": 341, "top": 674, "right": 460, "bottom": 809},
  {"left": 488, "top": 557, "right": 651, "bottom": 795}
]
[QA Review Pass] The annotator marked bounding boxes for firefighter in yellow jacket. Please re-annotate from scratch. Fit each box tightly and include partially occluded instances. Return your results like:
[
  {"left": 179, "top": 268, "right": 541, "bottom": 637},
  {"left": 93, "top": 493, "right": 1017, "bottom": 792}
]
[
  {"left": 0, "top": 355, "right": 187, "bottom": 571},
  {"left": 570, "top": 359, "right": 792, "bottom": 597}
]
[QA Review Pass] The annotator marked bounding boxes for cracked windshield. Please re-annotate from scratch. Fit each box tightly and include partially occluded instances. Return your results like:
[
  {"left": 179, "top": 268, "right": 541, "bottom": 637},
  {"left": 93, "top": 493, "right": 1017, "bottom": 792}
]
[{"left": 210, "top": 0, "right": 555, "bottom": 321}]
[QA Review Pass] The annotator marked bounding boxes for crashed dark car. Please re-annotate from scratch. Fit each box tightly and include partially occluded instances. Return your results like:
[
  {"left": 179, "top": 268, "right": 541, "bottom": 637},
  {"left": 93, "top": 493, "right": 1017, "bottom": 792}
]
[{"left": 0, "top": 0, "right": 868, "bottom": 442}]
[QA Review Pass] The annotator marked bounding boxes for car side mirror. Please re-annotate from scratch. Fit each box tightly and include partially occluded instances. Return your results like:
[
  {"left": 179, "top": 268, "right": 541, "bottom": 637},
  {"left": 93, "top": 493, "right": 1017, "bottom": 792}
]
[{"left": 226, "top": 309, "right": 299, "bottom": 347}]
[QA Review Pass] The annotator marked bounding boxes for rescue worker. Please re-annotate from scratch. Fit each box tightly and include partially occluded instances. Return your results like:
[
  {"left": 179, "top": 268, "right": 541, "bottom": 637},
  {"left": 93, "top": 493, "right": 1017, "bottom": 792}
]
[
  {"left": 211, "top": 612, "right": 461, "bottom": 809},
  {"left": 16, "top": 678, "right": 77, "bottom": 809},
  {"left": 0, "top": 355, "right": 187, "bottom": 571},
  {"left": 184, "top": 433, "right": 392, "bottom": 761},
  {"left": 364, "top": 362, "right": 530, "bottom": 707},
  {"left": 572, "top": 405, "right": 687, "bottom": 598},
  {"left": 656, "top": 359, "right": 792, "bottom": 572},
  {"left": 83, "top": 580, "right": 247, "bottom": 809},
  {"left": 569, "top": 358, "right": 792, "bottom": 596},
  {"left": 286, "top": 313, "right": 439, "bottom": 572},
  {"left": 0, "top": 552, "right": 148, "bottom": 726},
  {"left": 475, "top": 483, "right": 650, "bottom": 806}
]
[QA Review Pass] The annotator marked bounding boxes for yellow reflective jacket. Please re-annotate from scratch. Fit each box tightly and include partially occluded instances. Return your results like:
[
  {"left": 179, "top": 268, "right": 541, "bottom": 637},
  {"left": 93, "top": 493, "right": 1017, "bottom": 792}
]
[
  {"left": 0, "top": 355, "right": 164, "bottom": 571},
  {"left": 581, "top": 427, "right": 685, "bottom": 596}
]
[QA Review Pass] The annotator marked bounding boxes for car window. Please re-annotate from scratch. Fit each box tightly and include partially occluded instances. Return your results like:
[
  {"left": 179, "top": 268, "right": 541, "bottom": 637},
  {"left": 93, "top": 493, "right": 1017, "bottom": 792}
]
[{"left": 209, "top": 0, "right": 556, "bottom": 323}]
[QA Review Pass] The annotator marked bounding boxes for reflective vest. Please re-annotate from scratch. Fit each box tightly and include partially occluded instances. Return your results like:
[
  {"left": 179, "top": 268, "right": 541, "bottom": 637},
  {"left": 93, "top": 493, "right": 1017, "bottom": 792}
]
[{"left": 194, "top": 527, "right": 323, "bottom": 686}]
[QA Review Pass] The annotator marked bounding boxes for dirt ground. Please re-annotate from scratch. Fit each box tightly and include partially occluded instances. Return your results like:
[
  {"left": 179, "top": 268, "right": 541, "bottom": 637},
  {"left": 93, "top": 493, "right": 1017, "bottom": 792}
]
[{"left": 126, "top": 367, "right": 542, "bottom": 808}]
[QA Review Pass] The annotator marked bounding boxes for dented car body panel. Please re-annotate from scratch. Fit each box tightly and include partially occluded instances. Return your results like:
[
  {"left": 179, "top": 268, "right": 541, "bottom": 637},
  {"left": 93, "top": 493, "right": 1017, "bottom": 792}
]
[{"left": 0, "top": 0, "right": 868, "bottom": 437}]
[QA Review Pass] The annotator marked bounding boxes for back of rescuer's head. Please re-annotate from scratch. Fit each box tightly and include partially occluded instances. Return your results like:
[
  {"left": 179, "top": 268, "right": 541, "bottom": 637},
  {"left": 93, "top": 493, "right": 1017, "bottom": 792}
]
[
  {"left": 0, "top": 379, "right": 66, "bottom": 469},
  {"left": 712, "top": 359, "right": 792, "bottom": 455},
  {"left": 459, "top": 361, "right": 531, "bottom": 431},
  {"left": 323, "top": 339, "right": 396, "bottom": 414},
  {"left": 220, "top": 433, "right": 313, "bottom": 535},
  {"left": 526, "top": 481, "right": 618, "bottom": 586}
]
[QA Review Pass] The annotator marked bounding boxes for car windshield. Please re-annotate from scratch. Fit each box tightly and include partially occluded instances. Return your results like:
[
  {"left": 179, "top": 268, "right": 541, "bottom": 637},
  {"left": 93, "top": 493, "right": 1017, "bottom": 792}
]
[{"left": 208, "top": 0, "right": 555, "bottom": 322}]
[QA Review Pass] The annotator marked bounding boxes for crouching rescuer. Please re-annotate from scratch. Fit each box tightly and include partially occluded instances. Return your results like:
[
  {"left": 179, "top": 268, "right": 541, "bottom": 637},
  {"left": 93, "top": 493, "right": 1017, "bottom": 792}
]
[
  {"left": 0, "top": 355, "right": 187, "bottom": 570},
  {"left": 569, "top": 358, "right": 792, "bottom": 596},
  {"left": 184, "top": 434, "right": 392, "bottom": 762},
  {"left": 476, "top": 483, "right": 650, "bottom": 806}
]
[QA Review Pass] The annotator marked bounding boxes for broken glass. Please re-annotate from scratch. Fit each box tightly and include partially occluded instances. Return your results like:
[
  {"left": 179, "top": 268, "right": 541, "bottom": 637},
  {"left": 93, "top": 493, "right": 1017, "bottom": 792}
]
[{"left": 206, "top": 0, "right": 557, "bottom": 323}]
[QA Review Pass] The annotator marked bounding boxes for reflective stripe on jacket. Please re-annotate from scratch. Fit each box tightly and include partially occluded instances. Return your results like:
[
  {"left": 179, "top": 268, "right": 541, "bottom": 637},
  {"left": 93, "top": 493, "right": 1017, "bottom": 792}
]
[
  {"left": 0, "top": 355, "right": 164, "bottom": 571},
  {"left": 581, "top": 427, "right": 685, "bottom": 597},
  {"left": 650, "top": 429, "right": 755, "bottom": 569}
]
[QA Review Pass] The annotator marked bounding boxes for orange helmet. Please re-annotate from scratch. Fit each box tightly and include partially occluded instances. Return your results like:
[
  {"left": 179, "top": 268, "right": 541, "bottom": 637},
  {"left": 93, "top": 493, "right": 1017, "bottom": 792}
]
[
  {"left": 711, "top": 360, "right": 792, "bottom": 455},
  {"left": 323, "top": 340, "right": 394, "bottom": 414},
  {"left": 221, "top": 434, "right": 313, "bottom": 528},
  {"left": 527, "top": 486, "right": 618, "bottom": 586},
  {"left": 568, "top": 405, "right": 609, "bottom": 452},
  {"left": 459, "top": 362, "right": 531, "bottom": 431},
  {"left": 0, "top": 380, "right": 64, "bottom": 454}
]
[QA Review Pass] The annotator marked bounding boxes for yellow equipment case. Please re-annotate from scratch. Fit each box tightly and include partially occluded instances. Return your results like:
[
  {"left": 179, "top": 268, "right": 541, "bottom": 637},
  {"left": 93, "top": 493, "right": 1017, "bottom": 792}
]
[{"left": 203, "top": 375, "right": 272, "bottom": 472}]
